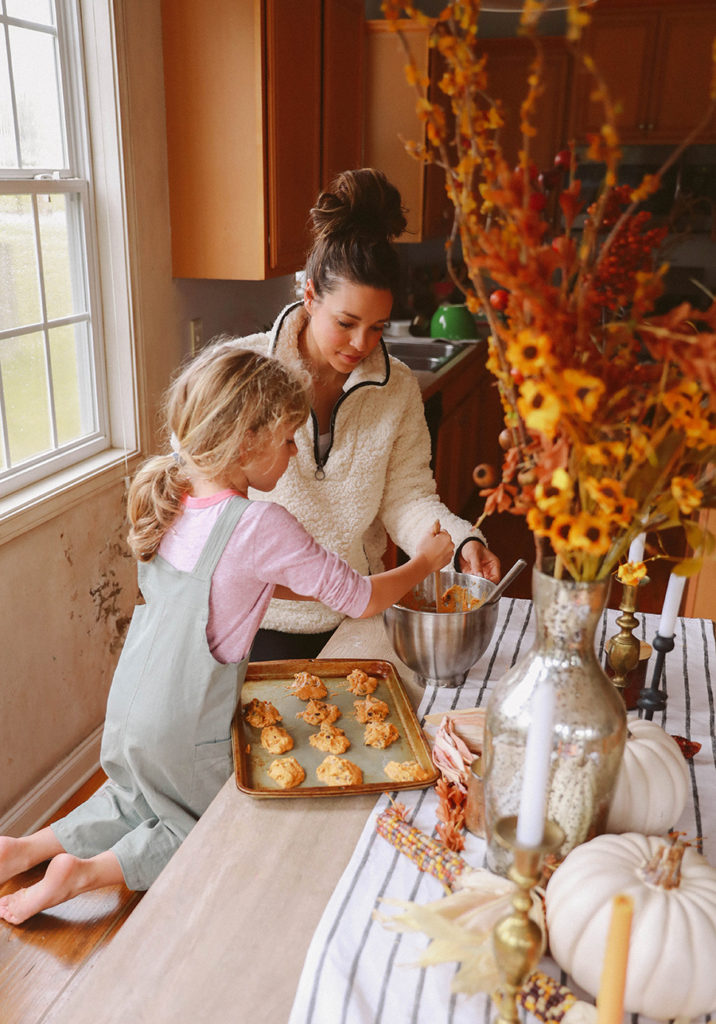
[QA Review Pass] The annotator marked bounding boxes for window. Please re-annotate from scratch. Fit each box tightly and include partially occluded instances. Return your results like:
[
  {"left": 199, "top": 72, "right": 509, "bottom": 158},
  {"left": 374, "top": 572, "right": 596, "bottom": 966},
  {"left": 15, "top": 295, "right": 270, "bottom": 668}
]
[{"left": 0, "top": 0, "right": 110, "bottom": 498}]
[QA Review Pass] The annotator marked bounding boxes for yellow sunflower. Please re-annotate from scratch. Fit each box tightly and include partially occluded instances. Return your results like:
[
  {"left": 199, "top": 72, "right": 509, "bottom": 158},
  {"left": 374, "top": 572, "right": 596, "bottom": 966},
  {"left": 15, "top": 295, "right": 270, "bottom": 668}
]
[
  {"left": 562, "top": 368, "right": 605, "bottom": 422},
  {"left": 505, "top": 329, "right": 554, "bottom": 376},
  {"left": 535, "top": 467, "right": 573, "bottom": 514},
  {"left": 569, "top": 513, "right": 612, "bottom": 555},
  {"left": 671, "top": 477, "right": 703, "bottom": 515},
  {"left": 517, "top": 380, "right": 562, "bottom": 438},
  {"left": 617, "top": 560, "right": 648, "bottom": 587}
]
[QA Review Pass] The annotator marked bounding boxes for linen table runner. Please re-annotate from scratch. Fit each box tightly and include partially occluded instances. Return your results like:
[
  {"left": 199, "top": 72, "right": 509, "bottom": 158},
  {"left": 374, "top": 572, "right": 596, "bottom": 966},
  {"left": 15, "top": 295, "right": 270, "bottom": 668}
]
[{"left": 289, "top": 598, "right": 716, "bottom": 1024}]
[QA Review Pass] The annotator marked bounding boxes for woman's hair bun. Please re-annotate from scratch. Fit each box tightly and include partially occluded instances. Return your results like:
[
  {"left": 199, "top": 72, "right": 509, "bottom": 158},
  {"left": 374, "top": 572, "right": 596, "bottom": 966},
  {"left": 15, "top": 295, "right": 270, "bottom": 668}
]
[{"left": 309, "top": 168, "right": 407, "bottom": 245}]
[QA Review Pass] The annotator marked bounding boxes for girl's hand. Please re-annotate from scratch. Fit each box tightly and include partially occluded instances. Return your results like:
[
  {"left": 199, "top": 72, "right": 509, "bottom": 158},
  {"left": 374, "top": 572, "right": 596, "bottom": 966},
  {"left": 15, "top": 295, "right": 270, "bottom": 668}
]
[
  {"left": 416, "top": 526, "right": 453, "bottom": 573},
  {"left": 458, "top": 539, "right": 501, "bottom": 582}
]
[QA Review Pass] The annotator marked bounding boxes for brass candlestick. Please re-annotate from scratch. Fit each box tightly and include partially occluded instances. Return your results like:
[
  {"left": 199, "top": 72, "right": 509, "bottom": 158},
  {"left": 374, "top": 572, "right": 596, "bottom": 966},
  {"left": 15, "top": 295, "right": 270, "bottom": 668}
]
[
  {"left": 606, "top": 580, "right": 642, "bottom": 697},
  {"left": 491, "top": 816, "right": 564, "bottom": 1024}
]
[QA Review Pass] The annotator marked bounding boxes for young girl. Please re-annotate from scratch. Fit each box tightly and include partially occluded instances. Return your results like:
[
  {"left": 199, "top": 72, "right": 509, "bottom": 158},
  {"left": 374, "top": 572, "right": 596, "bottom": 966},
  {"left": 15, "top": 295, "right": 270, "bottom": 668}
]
[{"left": 0, "top": 346, "right": 452, "bottom": 925}]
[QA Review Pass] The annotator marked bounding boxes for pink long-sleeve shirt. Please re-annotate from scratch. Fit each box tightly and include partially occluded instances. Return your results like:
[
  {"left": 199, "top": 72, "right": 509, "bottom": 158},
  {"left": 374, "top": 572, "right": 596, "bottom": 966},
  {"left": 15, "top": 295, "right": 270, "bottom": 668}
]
[{"left": 158, "top": 491, "right": 372, "bottom": 663}]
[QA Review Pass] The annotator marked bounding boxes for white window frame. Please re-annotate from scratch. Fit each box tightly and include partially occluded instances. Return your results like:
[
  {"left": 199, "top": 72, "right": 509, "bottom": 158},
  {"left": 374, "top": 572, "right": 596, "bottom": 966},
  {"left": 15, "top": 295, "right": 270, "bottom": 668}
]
[{"left": 0, "top": 0, "right": 138, "bottom": 543}]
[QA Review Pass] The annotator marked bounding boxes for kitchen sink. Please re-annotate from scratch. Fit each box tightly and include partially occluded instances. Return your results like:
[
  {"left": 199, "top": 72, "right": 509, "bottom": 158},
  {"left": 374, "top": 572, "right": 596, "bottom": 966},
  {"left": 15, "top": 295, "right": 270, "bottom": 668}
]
[{"left": 385, "top": 339, "right": 467, "bottom": 372}]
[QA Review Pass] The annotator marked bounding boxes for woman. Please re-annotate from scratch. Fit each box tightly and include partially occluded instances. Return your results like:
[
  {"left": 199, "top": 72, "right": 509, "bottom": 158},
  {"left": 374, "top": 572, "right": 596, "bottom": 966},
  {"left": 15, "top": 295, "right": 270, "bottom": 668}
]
[{"left": 231, "top": 168, "right": 501, "bottom": 659}]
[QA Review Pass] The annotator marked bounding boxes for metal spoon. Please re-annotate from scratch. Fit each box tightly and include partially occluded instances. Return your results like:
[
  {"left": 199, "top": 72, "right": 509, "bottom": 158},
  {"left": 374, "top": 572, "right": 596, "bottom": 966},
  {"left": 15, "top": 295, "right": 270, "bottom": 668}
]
[{"left": 482, "top": 558, "right": 528, "bottom": 606}]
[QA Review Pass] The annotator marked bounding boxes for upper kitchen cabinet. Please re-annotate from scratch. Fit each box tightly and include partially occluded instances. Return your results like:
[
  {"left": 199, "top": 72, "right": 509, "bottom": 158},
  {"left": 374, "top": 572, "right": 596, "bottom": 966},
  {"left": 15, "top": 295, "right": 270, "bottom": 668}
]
[
  {"left": 322, "top": 0, "right": 365, "bottom": 188},
  {"left": 161, "top": 0, "right": 363, "bottom": 280},
  {"left": 569, "top": 0, "right": 716, "bottom": 145},
  {"left": 478, "top": 37, "right": 572, "bottom": 171},
  {"left": 363, "top": 20, "right": 453, "bottom": 242}
]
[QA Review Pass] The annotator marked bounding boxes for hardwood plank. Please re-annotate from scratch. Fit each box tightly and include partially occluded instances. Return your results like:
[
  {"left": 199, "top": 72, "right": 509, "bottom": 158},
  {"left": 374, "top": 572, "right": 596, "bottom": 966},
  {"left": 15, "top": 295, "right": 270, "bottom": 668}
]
[{"left": 0, "top": 770, "right": 140, "bottom": 1024}]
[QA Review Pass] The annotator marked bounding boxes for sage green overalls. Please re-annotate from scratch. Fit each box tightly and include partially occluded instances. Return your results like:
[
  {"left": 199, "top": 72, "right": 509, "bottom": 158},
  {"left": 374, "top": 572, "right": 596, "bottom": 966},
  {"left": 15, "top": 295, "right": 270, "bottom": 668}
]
[{"left": 52, "top": 497, "right": 250, "bottom": 891}]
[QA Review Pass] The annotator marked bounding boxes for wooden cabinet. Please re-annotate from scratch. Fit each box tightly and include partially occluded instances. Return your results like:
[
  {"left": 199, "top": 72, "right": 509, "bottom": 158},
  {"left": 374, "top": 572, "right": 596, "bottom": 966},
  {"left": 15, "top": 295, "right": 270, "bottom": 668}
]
[
  {"left": 477, "top": 37, "right": 572, "bottom": 172},
  {"left": 432, "top": 346, "right": 503, "bottom": 519},
  {"left": 161, "top": 0, "right": 363, "bottom": 280},
  {"left": 322, "top": 0, "right": 365, "bottom": 188},
  {"left": 570, "top": 0, "right": 716, "bottom": 145},
  {"left": 363, "top": 20, "right": 453, "bottom": 242}
]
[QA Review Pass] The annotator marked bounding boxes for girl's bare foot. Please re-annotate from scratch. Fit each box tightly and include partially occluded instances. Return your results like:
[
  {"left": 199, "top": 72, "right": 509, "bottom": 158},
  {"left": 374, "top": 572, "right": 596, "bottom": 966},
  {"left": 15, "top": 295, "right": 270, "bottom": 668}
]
[
  {"left": 0, "top": 850, "right": 124, "bottom": 925},
  {"left": 0, "top": 828, "right": 64, "bottom": 885}
]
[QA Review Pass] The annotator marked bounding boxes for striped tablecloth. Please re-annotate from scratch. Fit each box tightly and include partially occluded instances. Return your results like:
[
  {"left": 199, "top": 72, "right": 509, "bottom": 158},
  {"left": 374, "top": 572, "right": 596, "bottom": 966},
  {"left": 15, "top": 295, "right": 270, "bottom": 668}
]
[{"left": 288, "top": 598, "right": 716, "bottom": 1024}]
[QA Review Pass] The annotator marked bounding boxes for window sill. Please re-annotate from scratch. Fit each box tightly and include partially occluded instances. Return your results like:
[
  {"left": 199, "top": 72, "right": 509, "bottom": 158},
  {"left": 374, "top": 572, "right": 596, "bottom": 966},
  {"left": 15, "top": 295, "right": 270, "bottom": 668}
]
[{"left": 0, "top": 448, "right": 142, "bottom": 546}]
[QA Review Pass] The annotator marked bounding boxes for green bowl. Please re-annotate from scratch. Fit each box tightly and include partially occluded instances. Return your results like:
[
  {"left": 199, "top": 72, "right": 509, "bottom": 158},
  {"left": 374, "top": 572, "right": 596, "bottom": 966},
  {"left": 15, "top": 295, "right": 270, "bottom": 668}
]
[{"left": 430, "top": 303, "right": 477, "bottom": 340}]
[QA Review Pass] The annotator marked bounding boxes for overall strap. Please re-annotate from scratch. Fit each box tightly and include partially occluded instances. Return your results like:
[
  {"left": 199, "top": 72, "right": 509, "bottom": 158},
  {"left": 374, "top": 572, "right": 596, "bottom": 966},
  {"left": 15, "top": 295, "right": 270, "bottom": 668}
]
[{"left": 192, "top": 496, "right": 250, "bottom": 582}]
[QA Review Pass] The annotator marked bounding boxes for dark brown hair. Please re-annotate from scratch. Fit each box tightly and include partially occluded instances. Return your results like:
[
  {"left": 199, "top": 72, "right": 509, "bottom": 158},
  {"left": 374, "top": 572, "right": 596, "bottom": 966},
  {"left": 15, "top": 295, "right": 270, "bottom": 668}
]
[{"left": 305, "top": 168, "right": 407, "bottom": 298}]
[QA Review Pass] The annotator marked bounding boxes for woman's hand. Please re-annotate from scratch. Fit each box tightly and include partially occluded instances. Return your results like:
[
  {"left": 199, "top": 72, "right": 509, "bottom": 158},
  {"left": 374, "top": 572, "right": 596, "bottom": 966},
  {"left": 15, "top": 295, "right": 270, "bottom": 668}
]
[
  {"left": 459, "top": 539, "right": 501, "bottom": 582},
  {"left": 416, "top": 526, "right": 454, "bottom": 574}
]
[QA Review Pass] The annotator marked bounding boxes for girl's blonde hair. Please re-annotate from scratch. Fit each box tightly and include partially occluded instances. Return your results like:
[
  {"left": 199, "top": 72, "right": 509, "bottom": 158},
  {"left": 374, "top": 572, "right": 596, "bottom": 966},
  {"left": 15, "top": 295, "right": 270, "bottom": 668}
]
[{"left": 127, "top": 345, "right": 309, "bottom": 562}]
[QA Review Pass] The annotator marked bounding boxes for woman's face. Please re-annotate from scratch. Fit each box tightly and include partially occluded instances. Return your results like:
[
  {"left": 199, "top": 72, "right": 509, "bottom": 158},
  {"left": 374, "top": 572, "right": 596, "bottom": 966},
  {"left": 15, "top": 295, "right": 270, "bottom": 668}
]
[{"left": 303, "top": 279, "right": 393, "bottom": 376}]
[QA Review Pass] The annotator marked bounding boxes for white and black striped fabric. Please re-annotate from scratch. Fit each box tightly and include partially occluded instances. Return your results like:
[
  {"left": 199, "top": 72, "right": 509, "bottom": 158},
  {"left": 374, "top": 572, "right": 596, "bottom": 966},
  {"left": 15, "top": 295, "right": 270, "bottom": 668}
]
[{"left": 289, "top": 598, "right": 716, "bottom": 1024}]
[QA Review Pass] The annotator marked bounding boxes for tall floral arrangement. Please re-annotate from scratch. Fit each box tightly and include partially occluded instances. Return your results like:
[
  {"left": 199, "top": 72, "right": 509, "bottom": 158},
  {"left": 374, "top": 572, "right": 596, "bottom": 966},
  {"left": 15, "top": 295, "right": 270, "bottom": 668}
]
[{"left": 384, "top": 0, "right": 716, "bottom": 582}]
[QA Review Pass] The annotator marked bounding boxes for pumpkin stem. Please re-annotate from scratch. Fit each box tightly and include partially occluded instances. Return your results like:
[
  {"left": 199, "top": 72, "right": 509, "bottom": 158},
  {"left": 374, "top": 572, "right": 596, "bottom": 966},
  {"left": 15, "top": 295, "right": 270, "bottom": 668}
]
[{"left": 641, "top": 833, "right": 688, "bottom": 889}]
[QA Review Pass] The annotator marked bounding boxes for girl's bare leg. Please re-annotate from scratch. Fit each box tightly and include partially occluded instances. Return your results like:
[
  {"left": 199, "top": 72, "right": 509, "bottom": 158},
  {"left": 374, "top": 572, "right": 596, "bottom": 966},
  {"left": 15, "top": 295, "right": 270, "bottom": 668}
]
[
  {"left": 0, "top": 827, "right": 65, "bottom": 884},
  {"left": 0, "top": 850, "right": 124, "bottom": 925}
]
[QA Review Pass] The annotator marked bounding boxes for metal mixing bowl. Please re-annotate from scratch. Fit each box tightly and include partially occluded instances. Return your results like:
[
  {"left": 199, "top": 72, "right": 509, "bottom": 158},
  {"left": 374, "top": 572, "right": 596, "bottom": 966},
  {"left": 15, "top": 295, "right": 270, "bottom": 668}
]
[{"left": 383, "top": 570, "right": 499, "bottom": 688}]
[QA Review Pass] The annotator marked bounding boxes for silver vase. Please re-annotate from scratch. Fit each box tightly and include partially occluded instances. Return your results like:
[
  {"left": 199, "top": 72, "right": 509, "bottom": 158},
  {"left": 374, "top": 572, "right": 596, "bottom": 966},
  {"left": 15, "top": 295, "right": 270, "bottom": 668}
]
[{"left": 483, "top": 568, "right": 627, "bottom": 875}]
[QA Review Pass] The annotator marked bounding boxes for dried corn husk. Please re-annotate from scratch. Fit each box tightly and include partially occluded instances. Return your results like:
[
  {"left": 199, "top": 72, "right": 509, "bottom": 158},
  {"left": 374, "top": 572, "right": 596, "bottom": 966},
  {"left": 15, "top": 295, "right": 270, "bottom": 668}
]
[
  {"left": 431, "top": 716, "right": 474, "bottom": 791},
  {"left": 423, "top": 708, "right": 485, "bottom": 753},
  {"left": 375, "top": 868, "right": 545, "bottom": 995}
]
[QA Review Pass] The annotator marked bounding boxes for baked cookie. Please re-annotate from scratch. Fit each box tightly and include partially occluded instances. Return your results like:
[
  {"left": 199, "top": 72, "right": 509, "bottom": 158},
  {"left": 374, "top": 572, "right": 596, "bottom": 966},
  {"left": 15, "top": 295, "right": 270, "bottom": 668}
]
[
  {"left": 267, "top": 756, "right": 305, "bottom": 789},
  {"left": 309, "top": 722, "right": 351, "bottom": 754},
  {"left": 353, "top": 694, "right": 390, "bottom": 724},
  {"left": 316, "top": 754, "right": 363, "bottom": 787},
  {"left": 346, "top": 668, "right": 378, "bottom": 695},
  {"left": 363, "top": 721, "right": 399, "bottom": 749},
  {"left": 291, "top": 671, "right": 328, "bottom": 700},
  {"left": 243, "top": 698, "right": 282, "bottom": 729},
  {"left": 296, "top": 699, "right": 341, "bottom": 726},
  {"left": 384, "top": 760, "right": 431, "bottom": 783},
  {"left": 260, "top": 725, "right": 294, "bottom": 754}
]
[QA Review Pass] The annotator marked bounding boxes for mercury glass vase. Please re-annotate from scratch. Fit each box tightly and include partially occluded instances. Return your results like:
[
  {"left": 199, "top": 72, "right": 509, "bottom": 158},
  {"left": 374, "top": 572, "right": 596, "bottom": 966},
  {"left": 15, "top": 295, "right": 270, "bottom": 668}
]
[{"left": 483, "top": 568, "right": 627, "bottom": 876}]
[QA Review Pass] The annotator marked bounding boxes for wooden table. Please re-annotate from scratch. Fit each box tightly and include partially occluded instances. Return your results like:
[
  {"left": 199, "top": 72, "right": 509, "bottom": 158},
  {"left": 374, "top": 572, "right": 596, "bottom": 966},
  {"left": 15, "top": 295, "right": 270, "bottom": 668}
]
[
  {"left": 40, "top": 604, "right": 716, "bottom": 1024},
  {"left": 43, "top": 616, "right": 409, "bottom": 1024}
]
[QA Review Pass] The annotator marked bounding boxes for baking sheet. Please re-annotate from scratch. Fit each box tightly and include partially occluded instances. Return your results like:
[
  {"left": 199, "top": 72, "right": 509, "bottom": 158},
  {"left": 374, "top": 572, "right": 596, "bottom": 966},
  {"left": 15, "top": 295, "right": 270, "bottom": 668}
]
[{"left": 231, "top": 658, "right": 438, "bottom": 798}]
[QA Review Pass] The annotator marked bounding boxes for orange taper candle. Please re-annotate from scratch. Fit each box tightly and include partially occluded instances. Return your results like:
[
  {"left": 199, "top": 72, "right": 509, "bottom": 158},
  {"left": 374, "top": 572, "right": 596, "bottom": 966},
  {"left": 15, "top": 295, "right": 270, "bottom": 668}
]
[{"left": 596, "top": 893, "right": 634, "bottom": 1024}]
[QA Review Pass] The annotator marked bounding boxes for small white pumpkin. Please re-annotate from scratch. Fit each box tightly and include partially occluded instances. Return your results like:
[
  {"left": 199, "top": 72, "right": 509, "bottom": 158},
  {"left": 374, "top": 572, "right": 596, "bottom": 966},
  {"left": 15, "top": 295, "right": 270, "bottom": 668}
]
[
  {"left": 545, "top": 832, "right": 716, "bottom": 1021},
  {"left": 606, "top": 719, "right": 689, "bottom": 834}
]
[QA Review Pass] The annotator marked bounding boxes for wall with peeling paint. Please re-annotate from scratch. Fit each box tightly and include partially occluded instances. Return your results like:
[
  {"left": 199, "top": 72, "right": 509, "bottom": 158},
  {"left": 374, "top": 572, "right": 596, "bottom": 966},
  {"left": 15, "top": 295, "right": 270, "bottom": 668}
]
[{"left": 0, "top": 1, "right": 295, "bottom": 823}]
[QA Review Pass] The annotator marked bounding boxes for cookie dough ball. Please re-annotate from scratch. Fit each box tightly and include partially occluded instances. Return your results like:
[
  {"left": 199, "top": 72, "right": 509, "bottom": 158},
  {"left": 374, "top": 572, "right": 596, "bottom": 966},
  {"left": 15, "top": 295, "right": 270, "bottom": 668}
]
[
  {"left": 346, "top": 668, "right": 378, "bottom": 695},
  {"left": 267, "top": 756, "right": 305, "bottom": 789},
  {"left": 363, "top": 721, "right": 400, "bottom": 749},
  {"left": 384, "top": 760, "right": 431, "bottom": 783},
  {"left": 353, "top": 694, "right": 390, "bottom": 724},
  {"left": 296, "top": 699, "right": 341, "bottom": 726},
  {"left": 316, "top": 754, "right": 363, "bottom": 787},
  {"left": 260, "top": 725, "right": 294, "bottom": 754},
  {"left": 243, "top": 698, "right": 282, "bottom": 728},
  {"left": 291, "top": 671, "right": 328, "bottom": 700},
  {"left": 309, "top": 722, "right": 351, "bottom": 754}
]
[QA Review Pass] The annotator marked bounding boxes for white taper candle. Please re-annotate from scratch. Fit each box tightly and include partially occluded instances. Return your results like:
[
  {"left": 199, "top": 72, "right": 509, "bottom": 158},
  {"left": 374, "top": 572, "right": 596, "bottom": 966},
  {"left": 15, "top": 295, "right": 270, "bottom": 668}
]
[
  {"left": 628, "top": 532, "right": 645, "bottom": 564},
  {"left": 516, "top": 681, "right": 556, "bottom": 847},
  {"left": 659, "top": 572, "right": 687, "bottom": 638}
]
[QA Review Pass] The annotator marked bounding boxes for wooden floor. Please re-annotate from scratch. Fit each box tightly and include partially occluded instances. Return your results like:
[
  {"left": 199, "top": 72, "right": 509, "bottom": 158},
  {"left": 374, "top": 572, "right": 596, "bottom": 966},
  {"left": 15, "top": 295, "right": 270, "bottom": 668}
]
[{"left": 0, "top": 771, "right": 141, "bottom": 1024}]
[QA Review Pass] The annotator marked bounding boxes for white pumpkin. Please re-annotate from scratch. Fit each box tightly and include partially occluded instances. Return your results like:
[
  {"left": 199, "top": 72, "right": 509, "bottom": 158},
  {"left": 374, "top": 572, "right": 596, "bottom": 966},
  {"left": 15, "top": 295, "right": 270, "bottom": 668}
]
[
  {"left": 606, "top": 719, "right": 689, "bottom": 834},
  {"left": 545, "top": 832, "right": 716, "bottom": 1021}
]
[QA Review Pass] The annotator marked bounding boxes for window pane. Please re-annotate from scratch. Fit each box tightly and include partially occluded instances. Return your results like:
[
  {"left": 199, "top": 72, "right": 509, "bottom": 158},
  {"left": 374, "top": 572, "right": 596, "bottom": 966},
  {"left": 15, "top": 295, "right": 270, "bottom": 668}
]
[
  {"left": 0, "top": 193, "right": 41, "bottom": 331},
  {"left": 49, "top": 320, "right": 95, "bottom": 444},
  {"left": 10, "top": 25, "right": 65, "bottom": 168},
  {"left": 39, "top": 192, "right": 87, "bottom": 320},
  {"left": 0, "top": 330, "right": 52, "bottom": 465},
  {"left": 0, "top": 35, "right": 17, "bottom": 167},
  {"left": 6, "top": 1, "right": 55, "bottom": 27}
]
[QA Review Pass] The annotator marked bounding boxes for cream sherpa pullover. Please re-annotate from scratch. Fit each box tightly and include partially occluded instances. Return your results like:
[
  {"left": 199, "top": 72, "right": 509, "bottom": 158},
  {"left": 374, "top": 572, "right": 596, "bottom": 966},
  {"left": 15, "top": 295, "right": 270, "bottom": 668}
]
[{"left": 235, "top": 302, "right": 487, "bottom": 634}]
